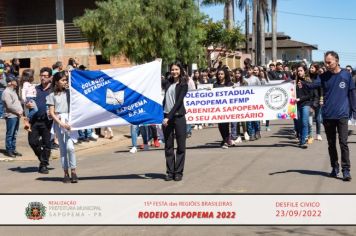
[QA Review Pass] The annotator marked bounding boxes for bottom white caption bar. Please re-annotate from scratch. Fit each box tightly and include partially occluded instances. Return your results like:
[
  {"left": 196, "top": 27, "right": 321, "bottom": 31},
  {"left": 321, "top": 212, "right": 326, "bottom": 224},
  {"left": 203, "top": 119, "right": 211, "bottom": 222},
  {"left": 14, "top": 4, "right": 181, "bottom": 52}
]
[{"left": 0, "top": 195, "right": 355, "bottom": 225}]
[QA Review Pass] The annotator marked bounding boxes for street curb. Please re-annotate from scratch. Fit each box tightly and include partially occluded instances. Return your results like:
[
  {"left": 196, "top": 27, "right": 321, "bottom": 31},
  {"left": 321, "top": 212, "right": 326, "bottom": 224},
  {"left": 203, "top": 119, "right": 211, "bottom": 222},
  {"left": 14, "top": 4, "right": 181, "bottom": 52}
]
[{"left": 0, "top": 126, "right": 132, "bottom": 162}]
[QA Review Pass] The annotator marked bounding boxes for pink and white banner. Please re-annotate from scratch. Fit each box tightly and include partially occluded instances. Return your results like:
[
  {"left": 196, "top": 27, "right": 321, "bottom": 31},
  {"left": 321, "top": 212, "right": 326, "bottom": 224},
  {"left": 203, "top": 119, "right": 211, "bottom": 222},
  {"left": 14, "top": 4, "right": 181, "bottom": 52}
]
[{"left": 185, "top": 82, "right": 297, "bottom": 124}]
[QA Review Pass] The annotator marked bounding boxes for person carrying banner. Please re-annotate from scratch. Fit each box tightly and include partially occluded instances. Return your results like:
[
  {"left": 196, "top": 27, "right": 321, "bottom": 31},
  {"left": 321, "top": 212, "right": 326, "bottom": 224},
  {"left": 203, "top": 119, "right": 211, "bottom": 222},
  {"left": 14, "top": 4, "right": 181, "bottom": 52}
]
[
  {"left": 231, "top": 68, "right": 248, "bottom": 143},
  {"left": 245, "top": 66, "right": 261, "bottom": 141},
  {"left": 299, "top": 51, "right": 356, "bottom": 181},
  {"left": 214, "top": 68, "right": 234, "bottom": 148},
  {"left": 47, "top": 71, "right": 78, "bottom": 183},
  {"left": 162, "top": 62, "right": 188, "bottom": 181}
]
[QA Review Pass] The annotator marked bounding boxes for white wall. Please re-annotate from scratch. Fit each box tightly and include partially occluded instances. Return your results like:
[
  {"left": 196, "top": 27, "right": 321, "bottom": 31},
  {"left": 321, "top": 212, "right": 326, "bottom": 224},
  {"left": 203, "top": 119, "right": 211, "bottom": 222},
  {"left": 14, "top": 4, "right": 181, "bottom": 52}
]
[{"left": 265, "top": 48, "right": 313, "bottom": 63}]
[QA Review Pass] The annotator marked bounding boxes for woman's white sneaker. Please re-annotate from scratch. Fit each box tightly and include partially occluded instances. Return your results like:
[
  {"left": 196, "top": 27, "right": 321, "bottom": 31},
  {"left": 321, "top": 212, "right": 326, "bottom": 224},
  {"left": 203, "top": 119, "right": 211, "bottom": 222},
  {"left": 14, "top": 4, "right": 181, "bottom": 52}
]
[
  {"left": 244, "top": 132, "right": 250, "bottom": 141},
  {"left": 129, "top": 147, "right": 137, "bottom": 153},
  {"left": 316, "top": 135, "right": 322, "bottom": 141}
]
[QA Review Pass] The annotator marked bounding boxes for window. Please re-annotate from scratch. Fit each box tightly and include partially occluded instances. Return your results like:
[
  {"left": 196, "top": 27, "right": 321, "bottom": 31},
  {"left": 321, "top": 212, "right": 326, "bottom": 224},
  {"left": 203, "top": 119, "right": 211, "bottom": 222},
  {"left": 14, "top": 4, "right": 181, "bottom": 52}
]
[
  {"left": 96, "top": 55, "right": 110, "bottom": 65},
  {"left": 19, "top": 58, "right": 31, "bottom": 68}
]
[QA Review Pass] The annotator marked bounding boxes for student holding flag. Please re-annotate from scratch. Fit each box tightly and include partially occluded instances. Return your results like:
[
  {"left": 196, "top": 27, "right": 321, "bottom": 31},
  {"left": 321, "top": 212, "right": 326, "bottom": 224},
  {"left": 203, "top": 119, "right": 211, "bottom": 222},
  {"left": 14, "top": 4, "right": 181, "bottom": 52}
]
[
  {"left": 47, "top": 71, "right": 78, "bottom": 183},
  {"left": 162, "top": 62, "right": 188, "bottom": 181}
]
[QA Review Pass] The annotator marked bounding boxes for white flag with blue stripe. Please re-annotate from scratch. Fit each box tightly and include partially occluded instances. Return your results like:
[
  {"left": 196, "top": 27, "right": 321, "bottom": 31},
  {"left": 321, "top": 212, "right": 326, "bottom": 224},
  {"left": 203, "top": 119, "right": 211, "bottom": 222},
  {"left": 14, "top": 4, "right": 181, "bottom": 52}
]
[{"left": 69, "top": 60, "right": 163, "bottom": 130}]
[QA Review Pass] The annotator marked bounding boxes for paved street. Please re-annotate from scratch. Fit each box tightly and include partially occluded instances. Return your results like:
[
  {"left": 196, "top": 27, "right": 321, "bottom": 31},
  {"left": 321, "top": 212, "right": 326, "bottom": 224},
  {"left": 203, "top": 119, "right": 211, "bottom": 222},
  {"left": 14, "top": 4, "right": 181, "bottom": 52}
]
[
  {"left": 1, "top": 120, "right": 355, "bottom": 193},
  {"left": 1, "top": 120, "right": 356, "bottom": 235}
]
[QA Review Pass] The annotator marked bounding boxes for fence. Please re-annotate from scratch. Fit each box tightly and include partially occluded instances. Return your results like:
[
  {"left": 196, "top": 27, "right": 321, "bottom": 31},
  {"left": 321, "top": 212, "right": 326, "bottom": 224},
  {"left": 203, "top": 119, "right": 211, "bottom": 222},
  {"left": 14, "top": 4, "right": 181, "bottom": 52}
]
[{"left": 0, "top": 23, "right": 87, "bottom": 46}]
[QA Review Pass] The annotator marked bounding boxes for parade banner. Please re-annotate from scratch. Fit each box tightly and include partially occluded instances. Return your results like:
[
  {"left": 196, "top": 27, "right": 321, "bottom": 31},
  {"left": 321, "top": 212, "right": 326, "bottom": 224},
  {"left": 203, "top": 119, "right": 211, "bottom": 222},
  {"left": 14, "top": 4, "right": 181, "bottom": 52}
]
[
  {"left": 185, "top": 82, "right": 297, "bottom": 124},
  {"left": 197, "top": 83, "right": 214, "bottom": 90},
  {"left": 1, "top": 195, "right": 356, "bottom": 225},
  {"left": 69, "top": 61, "right": 163, "bottom": 130},
  {"left": 268, "top": 80, "right": 285, "bottom": 85}
]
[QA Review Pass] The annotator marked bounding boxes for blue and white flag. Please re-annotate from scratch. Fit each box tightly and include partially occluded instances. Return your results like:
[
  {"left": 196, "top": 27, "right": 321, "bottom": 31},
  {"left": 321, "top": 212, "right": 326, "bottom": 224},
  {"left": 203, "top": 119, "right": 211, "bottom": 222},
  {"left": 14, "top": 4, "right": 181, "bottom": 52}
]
[{"left": 69, "top": 60, "right": 163, "bottom": 130}]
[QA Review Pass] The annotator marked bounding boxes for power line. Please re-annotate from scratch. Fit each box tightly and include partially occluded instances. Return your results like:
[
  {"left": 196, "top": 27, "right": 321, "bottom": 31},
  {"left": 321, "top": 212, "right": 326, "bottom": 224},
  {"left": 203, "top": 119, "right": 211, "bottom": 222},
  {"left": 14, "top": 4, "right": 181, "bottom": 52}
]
[{"left": 278, "top": 10, "right": 356, "bottom": 21}]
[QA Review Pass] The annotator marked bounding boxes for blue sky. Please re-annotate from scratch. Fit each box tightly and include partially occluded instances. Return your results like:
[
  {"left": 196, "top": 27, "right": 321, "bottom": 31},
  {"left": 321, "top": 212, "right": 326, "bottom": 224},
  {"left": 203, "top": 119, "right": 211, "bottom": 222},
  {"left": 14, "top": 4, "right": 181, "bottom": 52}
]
[{"left": 200, "top": 0, "right": 356, "bottom": 67}]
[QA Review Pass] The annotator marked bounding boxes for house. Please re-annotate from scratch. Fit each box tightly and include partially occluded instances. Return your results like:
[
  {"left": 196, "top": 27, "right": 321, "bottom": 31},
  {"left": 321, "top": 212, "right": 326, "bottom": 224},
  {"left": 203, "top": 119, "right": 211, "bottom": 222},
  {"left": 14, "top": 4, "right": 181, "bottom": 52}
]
[
  {"left": 243, "top": 32, "right": 318, "bottom": 64},
  {"left": 0, "top": 0, "right": 131, "bottom": 77},
  {"left": 207, "top": 46, "right": 251, "bottom": 69}
]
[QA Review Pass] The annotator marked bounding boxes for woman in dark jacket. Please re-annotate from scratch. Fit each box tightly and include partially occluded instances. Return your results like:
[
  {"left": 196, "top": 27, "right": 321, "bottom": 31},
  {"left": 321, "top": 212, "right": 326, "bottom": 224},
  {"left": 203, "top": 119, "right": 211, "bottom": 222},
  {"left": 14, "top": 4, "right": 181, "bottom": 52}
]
[
  {"left": 309, "top": 63, "right": 323, "bottom": 141},
  {"left": 162, "top": 61, "right": 188, "bottom": 181},
  {"left": 214, "top": 68, "right": 234, "bottom": 149},
  {"left": 296, "top": 65, "right": 314, "bottom": 148}
]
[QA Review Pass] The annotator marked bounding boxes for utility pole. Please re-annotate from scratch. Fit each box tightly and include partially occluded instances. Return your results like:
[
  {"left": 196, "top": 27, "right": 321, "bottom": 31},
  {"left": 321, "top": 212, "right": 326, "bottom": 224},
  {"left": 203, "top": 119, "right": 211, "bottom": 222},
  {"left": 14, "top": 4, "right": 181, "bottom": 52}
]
[
  {"left": 245, "top": 2, "right": 249, "bottom": 54},
  {"left": 272, "top": 0, "right": 277, "bottom": 62},
  {"left": 258, "top": 1, "right": 265, "bottom": 66},
  {"left": 252, "top": 0, "right": 257, "bottom": 65}
]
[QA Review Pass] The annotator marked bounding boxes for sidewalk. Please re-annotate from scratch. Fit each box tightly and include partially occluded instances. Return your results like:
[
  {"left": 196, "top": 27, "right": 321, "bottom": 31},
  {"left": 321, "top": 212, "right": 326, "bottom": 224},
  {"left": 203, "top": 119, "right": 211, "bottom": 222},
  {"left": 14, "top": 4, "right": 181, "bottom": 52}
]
[{"left": 0, "top": 118, "right": 131, "bottom": 162}]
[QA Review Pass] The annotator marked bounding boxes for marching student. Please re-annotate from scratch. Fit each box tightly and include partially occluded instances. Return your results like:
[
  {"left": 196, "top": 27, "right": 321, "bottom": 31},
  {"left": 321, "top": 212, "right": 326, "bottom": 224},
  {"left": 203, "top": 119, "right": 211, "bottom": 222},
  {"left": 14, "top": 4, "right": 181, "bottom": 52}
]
[
  {"left": 232, "top": 68, "right": 250, "bottom": 141},
  {"left": 296, "top": 65, "right": 314, "bottom": 149},
  {"left": 230, "top": 68, "right": 247, "bottom": 143},
  {"left": 191, "top": 70, "right": 200, "bottom": 89},
  {"left": 258, "top": 67, "right": 271, "bottom": 131},
  {"left": 245, "top": 66, "right": 261, "bottom": 141},
  {"left": 162, "top": 61, "right": 188, "bottom": 181},
  {"left": 129, "top": 125, "right": 150, "bottom": 153},
  {"left": 186, "top": 74, "right": 196, "bottom": 138},
  {"left": 309, "top": 63, "right": 323, "bottom": 141},
  {"left": 47, "top": 71, "right": 78, "bottom": 183},
  {"left": 214, "top": 68, "right": 234, "bottom": 148}
]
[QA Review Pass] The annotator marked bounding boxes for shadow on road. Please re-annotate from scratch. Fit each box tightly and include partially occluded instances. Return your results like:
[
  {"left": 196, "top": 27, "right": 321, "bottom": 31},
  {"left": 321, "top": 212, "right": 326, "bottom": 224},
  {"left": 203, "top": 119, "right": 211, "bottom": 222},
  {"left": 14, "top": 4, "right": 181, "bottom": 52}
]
[
  {"left": 269, "top": 169, "right": 340, "bottom": 179},
  {"left": 36, "top": 173, "right": 166, "bottom": 182},
  {"left": 9, "top": 166, "right": 55, "bottom": 173},
  {"left": 269, "top": 126, "right": 296, "bottom": 140},
  {"left": 0, "top": 149, "right": 8, "bottom": 155},
  {"left": 186, "top": 142, "right": 298, "bottom": 149},
  {"left": 114, "top": 136, "right": 300, "bottom": 153},
  {"left": 270, "top": 135, "right": 296, "bottom": 140}
]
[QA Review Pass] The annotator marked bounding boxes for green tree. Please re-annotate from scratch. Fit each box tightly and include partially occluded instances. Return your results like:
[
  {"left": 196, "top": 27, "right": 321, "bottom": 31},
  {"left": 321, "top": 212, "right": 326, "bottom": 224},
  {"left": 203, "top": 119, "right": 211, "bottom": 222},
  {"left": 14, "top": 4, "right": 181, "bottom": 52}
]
[
  {"left": 201, "top": 19, "right": 245, "bottom": 67},
  {"left": 74, "top": 0, "right": 206, "bottom": 66}
]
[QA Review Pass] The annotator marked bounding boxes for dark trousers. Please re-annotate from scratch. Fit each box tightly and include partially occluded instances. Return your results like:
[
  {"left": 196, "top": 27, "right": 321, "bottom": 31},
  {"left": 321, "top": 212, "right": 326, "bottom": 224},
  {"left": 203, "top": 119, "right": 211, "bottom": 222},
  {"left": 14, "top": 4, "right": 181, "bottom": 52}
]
[
  {"left": 149, "top": 125, "right": 158, "bottom": 140},
  {"left": 163, "top": 116, "right": 186, "bottom": 176},
  {"left": 323, "top": 118, "right": 350, "bottom": 171},
  {"left": 28, "top": 120, "right": 52, "bottom": 168},
  {"left": 218, "top": 123, "right": 230, "bottom": 143}
]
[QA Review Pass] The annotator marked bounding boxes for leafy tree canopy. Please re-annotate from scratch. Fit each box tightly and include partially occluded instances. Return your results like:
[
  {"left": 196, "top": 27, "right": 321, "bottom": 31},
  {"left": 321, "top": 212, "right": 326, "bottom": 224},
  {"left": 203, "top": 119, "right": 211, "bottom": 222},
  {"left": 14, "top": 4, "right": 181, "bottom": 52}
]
[
  {"left": 201, "top": 19, "right": 244, "bottom": 50},
  {"left": 75, "top": 0, "right": 245, "bottom": 68},
  {"left": 74, "top": 0, "right": 206, "bottom": 66},
  {"left": 200, "top": 19, "right": 245, "bottom": 66}
]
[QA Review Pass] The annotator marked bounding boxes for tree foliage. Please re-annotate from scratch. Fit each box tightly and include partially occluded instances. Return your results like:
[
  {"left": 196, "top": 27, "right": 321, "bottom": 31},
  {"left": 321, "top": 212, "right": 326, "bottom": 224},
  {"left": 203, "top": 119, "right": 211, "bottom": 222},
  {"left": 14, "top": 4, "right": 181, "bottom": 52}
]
[
  {"left": 200, "top": 19, "right": 245, "bottom": 66},
  {"left": 74, "top": 0, "right": 206, "bottom": 66}
]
